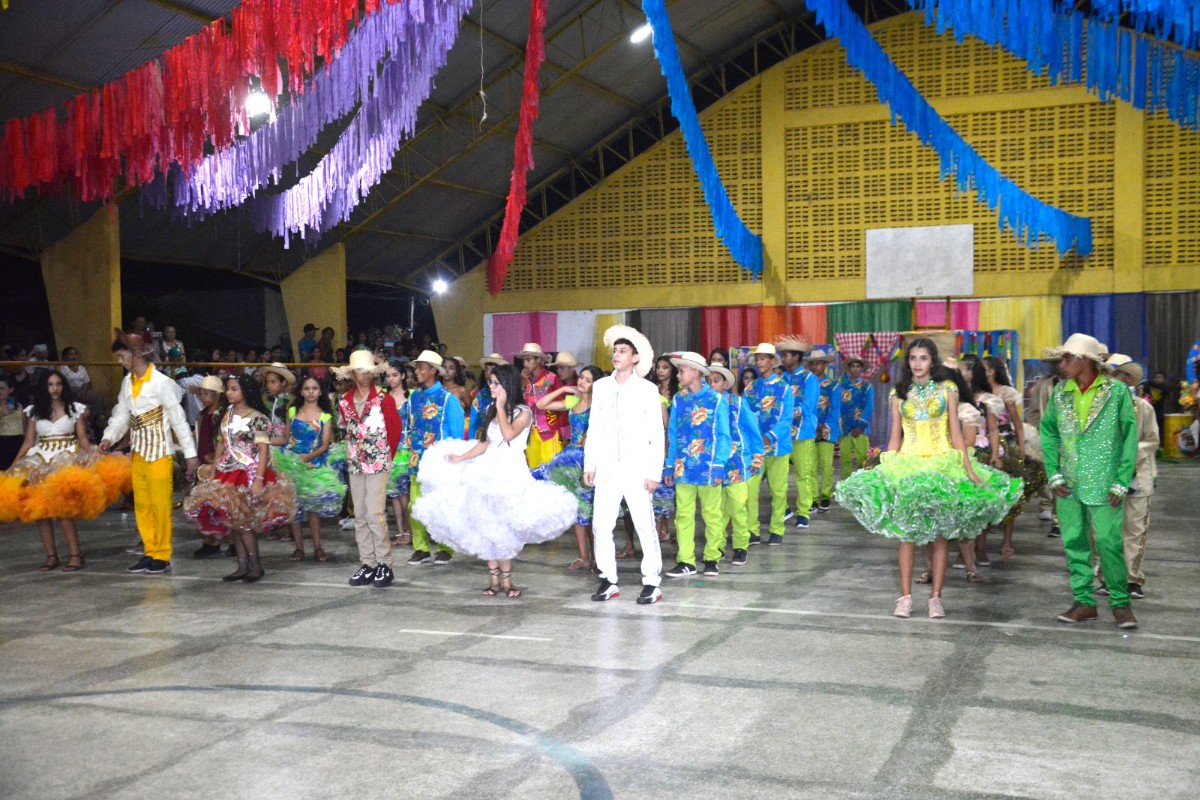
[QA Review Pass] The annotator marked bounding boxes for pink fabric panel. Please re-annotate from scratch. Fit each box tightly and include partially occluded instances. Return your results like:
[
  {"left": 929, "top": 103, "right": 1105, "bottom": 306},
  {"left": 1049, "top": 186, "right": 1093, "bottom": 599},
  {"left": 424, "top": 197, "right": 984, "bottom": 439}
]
[
  {"left": 915, "top": 300, "right": 980, "bottom": 330},
  {"left": 492, "top": 312, "right": 557, "bottom": 362}
]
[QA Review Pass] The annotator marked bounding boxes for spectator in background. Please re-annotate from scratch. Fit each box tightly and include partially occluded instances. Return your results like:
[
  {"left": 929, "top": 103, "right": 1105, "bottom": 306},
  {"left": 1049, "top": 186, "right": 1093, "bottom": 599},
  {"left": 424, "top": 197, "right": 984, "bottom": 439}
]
[
  {"left": 318, "top": 327, "right": 336, "bottom": 358},
  {"left": 60, "top": 347, "right": 91, "bottom": 396},
  {"left": 159, "top": 326, "right": 185, "bottom": 363},
  {"left": 334, "top": 348, "right": 347, "bottom": 363},
  {"left": 305, "top": 344, "right": 330, "bottom": 385},
  {"left": 26, "top": 344, "right": 53, "bottom": 386},
  {"left": 298, "top": 324, "right": 318, "bottom": 362},
  {"left": 0, "top": 375, "right": 23, "bottom": 469},
  {"left": 270, "top": 345, "right": 286, "bottom": 363}
]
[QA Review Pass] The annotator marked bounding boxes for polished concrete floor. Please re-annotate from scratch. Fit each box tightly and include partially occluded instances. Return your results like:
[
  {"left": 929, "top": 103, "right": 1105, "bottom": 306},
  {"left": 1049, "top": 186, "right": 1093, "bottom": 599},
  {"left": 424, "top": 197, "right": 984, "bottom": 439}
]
[{"left": 1, "top": 463, "right": 1198, "bottom": 800}]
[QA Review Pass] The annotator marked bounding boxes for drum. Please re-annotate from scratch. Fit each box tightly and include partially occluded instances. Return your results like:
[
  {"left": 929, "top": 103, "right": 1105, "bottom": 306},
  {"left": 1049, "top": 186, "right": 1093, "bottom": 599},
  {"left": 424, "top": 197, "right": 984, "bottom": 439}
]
[{"left": 1162, "top": 413, "right": 1192, "bottom": 459}]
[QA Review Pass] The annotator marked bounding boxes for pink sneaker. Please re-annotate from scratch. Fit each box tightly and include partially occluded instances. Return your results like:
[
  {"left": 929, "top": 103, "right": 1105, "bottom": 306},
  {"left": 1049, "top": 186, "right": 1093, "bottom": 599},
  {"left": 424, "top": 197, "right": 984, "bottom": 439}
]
[
  {"left": 928, "top": 596, "right": 946, "bottom": 618},
  {"left": 894, "top": 595, "right": 913, "bottom": 618}
]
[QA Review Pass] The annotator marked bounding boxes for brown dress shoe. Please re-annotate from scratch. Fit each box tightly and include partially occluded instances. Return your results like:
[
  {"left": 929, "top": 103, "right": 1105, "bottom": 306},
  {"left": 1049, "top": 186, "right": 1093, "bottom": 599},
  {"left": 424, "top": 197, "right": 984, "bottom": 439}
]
[
  {"left": 1056, "top": 603, "right": 1098, "bottom": 623},
  {"left": 1112, "top": 607, "right": 1138, "bottom": 629}
]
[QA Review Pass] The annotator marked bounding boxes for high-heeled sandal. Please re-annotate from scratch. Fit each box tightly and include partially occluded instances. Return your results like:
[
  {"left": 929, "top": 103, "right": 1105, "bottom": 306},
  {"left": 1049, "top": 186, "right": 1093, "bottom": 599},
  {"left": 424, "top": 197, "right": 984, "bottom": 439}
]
[
  {"left": 501, "top": 570, "right": 521, "bottom": 599},
  {"left": 965, "top": 571, "right": 984, "bottom": 583},
  {"left": 313, "top": 547, "right": 328, "bottom": 562},
  {"left": 63, "top": 553, "right": 86, "bottom": 572},
  {"left": 38, "top": 554, "right": 60, "bottom": 572},
  {"left": 290, "top": 548, "right": 306, "bottom": 562},
  {"left": 242, "top": 563, "right": 265, "bottom": 583},
  {"left": 482, "top": 567, "right": 501, "bottom": 596}
]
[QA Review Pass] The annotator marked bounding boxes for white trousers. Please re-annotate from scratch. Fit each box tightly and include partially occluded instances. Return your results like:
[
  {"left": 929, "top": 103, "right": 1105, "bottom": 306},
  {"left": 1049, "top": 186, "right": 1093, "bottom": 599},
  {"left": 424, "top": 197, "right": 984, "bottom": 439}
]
[{"left": 592, "top": 470, "right": 662, "bottom": 587}]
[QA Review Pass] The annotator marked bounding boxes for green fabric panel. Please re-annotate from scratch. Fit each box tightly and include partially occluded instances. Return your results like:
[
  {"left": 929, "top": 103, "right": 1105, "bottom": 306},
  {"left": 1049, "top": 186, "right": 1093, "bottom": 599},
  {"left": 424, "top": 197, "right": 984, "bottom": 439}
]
[{"left": 826, "top": 301, "right": 913, "bottom": 335}]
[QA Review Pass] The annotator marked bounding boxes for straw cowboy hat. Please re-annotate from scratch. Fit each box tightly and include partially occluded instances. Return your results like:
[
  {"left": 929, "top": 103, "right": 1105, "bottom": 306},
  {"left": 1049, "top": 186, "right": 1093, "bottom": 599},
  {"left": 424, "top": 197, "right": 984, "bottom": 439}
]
[
  {"left": 602, "top": 324, "right": 654, "bottom": 378},
  {"left": 478, "top": 353, "right": 509, "bottom": 368},
  {"left": 188, "top": 375, "right": 226, "bottom": 395},
  {"left": 749, "top": 342, "right": 781, "bottom": 363},
  {"left": 516, "top": 342, "right": 550, "bottom": 361},
  {"left": 669, "top": 351, "right": 711, "bottom": 376},
  {"left": 843, "top": 354, "right": 866, "bottom": 368},
  {"left": 550, "top": 351, "right": 579, "bottom": 368},
  {"left": 774, "top": 335, "right": 811, "bottom": 355},
  {"left": 257, "top": 362, "right": 297, "bottom": 386},
  {"left": 113, "top": 327, "right": 156, "bottom": 357},
  {"left": 708, "top": 364, "right": 736, "bottom": 385},
  {"left": 1107, "top": 353, "right": 1144, "bottom": 384},
  {"left": 804, "top": 346, "right": 836, "bottom": 363},
  {"left": 410, "top": 349, "right": 447, "bottom": 377},
  {"left": 1043, "top": 333, "right": 1108, "bottom": 363},
  {"left": 334, "top": 350, "right": 388, "bottom": 378}
]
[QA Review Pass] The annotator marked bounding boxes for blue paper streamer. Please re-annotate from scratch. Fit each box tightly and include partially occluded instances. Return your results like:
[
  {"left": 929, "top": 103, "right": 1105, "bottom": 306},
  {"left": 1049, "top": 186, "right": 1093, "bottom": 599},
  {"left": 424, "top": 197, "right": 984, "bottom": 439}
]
[
  {"left": 641, "top": 0, "right": 763, "bottom": 277},
  {"left": 1090, "top": 1, "right": 1199, "bottom": 52},
  {"left": 804, "top": 0, "right": 1093, "bottom": 257},
  {"left": 909, "top": 1, "right": 1200, "bottom": 131}
]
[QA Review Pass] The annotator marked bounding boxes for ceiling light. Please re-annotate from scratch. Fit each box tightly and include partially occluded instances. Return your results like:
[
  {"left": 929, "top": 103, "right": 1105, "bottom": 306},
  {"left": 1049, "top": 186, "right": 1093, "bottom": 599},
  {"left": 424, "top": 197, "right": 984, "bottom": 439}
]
[
  {"left": 432, "top": 278, "right": 448, "bottom": 295},
  {"left": 245, "top": 91, "right": 272, "bottom": 118},
  {"left": 630, "top": 22, "right": 652, "bottom": 44}
]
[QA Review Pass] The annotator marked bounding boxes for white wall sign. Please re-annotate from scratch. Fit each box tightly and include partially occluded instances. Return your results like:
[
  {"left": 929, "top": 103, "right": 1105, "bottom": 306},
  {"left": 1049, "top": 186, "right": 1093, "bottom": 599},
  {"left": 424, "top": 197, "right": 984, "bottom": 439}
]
[{"left": 865, "top": 224, "right": 974, "bottom": 299}]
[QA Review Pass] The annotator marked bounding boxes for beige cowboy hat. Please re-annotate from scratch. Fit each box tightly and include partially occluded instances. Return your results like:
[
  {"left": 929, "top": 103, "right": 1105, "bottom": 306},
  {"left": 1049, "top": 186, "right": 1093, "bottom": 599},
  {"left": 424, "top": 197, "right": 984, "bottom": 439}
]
[
  {"left": 1042, "top": 333, "right": 1107, "bottom": 363},
  {"left": 257, "top": 362, "right": 297, "bottom": 386},
  {"left": 478, "top": 353, "right": 509, "bottom": 368},
  {"left": 749, "top": 342, "right": 781, "bottom": 363},
  {"left": 842, "top": 354, "right": 866, "bottom": 368},
  {"left": 410, "top": 349, "right": 447, "bottom": 377},
  {"left": 550, "top": 351, "right": 579, "bottom": 368},
  {"left": 669, "top": 351, "right": 711, "bottom": 376},
  {"left": 334, "top": 350, "right": 388, "bottom": 378},
  {"left": 804, "top": 346, "right": 836, "bottom": 363},
  {"left": 1108, "top": 353, "right": 1144, "bottom": 384},
  {"left": 775, "top": 335, "right": 811, "bottom": 355},
  {"left": 708, "top": 364, "right": 736, "bottom": 385},
  {"left": 112, "top": 327, "right": 156, "bottom": 357},
  {"left": 516, "top": 342, "right": 550, "bottom": 361},
  {"left": 602, "top": 324, "right": 654, "bottom": 378},
  {"left": 188, "top": 375, "right": 226, "bottom": 395}
]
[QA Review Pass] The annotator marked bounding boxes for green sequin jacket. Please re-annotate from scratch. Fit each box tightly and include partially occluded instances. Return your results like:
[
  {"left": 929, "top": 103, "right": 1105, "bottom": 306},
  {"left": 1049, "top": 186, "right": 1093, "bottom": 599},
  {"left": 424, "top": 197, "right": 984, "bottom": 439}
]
[{"left": 1040, "top": 374, "right": 1137, "bottom": 506}]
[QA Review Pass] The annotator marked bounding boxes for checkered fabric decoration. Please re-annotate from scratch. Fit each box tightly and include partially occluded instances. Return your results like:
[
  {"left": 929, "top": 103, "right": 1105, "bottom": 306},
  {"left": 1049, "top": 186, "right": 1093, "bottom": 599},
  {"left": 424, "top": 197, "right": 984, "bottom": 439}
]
[{"left": 834, "top": 332, "right": 901, "bottom": 379}]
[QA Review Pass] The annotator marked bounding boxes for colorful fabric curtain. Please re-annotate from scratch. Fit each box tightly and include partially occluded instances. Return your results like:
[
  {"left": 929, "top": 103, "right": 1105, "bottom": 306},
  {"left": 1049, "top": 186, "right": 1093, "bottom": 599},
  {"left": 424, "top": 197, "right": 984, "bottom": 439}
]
[
  {"left": 629, "top": 308, "right": 702, "bottom": 358},
  {"left": 833, "top": 332, "right": 902, "bottom": 379},
  {"left": 1060, "top": 293, "right": 1148, "bottom": 364},
  {"left": 591, "top": 312, "right": 628, "bottom": 367},
  {"left": 978, "top": 296, "right": 1062, "bottom": 385},
  {"left": 827, "top": 301, "right": 913, "bottom": 338},
  {"left": 915, "top": 299, "right": 980, "bottom": 330},
  {"left": 491, "top": 312, "right": 557, "bottom": 363},
  {"left": 759, "top": 304, "right": 830, "bottom": 345},
  {"left": 1145, "top": 291, "right": 1200, "bottom": 381},
  {"left": 700, "top": 305, "right": 761, "bottom": 354}
]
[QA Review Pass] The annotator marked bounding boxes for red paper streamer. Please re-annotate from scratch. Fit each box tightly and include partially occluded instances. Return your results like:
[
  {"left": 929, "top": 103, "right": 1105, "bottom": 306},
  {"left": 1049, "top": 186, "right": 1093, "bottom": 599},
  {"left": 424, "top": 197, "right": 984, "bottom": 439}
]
[{"left": 487, "top": 0, "right": 548, "bottom": 297}]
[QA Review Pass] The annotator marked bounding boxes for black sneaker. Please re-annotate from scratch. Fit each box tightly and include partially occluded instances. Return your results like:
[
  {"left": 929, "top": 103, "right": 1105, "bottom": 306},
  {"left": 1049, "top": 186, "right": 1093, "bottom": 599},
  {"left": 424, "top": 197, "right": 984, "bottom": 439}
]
[
  {"left": 192, "top": 544, "right": 222, "bottom": 559},
  {"left": 373, "top": 564, "right": 394, "bottom": 588},
  {"left": 591, "top": 579, "right": 620, "bottom": 601},
  {"left": 665, "top": 561, "right": 697, "bottom": 578},
  {"left": 747, "top": 534, "right": 762, "bottom": 546},
  {"left": 768, "top": 533, "right": 784, "bottom": 545},
  {"left": 432, "top": 551, "right": 452, "bottom": 566},
  {"left": 636, "top": 585, "right": 663, "bottom": 605},
  {"left": 809, "top": 503, "right": 819, "bottom": 514},
  {"left": 818, "top": 498, "right": 831, "bottom": 512},
  {"left": 731, "top": 548, "right": 748, "bottom": 566},
  {"left": 406, "top": 550, "right": 431, "bottom": 565},
  {"left": 702, "top": 560, "right": 719, "bottom": 576},
  {"left": 1128, "top": 583, "right": 1146, "bottom": 599},
  {"left": 126, "top": 555, "right": 154, "bottom": 573},
  {"left": 794, "top": 515, "right": 810, "bottom": 529},
  {"left": 348, "top": 564, "right": 375, "bottom": 586},
  {"left": 783, "top": 508, "right": 795, "bottom": 522},
  {"left": 146, "top": 559, "right": 171, "bottom": 574},
  {"left": 1047, "top": 526, "right": 1061, "bottom": 538},
  {"left": 1096, "top": 584, "right": 1110, "bottom": 596}
]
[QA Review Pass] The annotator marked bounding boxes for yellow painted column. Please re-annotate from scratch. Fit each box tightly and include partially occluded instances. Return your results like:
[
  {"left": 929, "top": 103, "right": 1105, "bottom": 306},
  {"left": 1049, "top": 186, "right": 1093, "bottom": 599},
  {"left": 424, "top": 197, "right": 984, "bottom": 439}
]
[
  {"left": 432, "top": 266, "right": 486, "bottom": 359},
  {"left": 39, "top": 206, "right": 122, "bottom": 403},
  {"left": 1112, "top": 101, "right": 1144, "bottom": 295},
  {"left": 760, "top": 69, "right": 788, "bottom": 309},
  {"left": 280, "top": 243, "right": 347, "bottom": 359}
]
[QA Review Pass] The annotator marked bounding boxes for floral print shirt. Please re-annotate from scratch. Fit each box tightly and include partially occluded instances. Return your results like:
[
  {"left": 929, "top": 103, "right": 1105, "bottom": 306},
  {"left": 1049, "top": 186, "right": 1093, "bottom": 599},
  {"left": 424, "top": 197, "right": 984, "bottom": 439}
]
[
  {"left": 404, "top": 382, "right": 465, "bottom": 469},
  {"left": 665, "top": 384, "right": 731, "bottom": 486},
  {"left": 216, "top": 410, "right": 271, "bottom": 481},
  {"left": 784, "top": 366, "right": 820, "bottom": 441},
  {"left": 724, "top": 392, "right": 763, "bottom": 484},
  {"left": 837, "top": 376, "right": 875, "bottom": 437},
  {"left": 522, "top": 369, "right": 562, "bottom": 442},
  {"left": 815, "top": 373, "right": 841, "bottom": 442},
  {"left": 745, "top": 373, "right": 795, "bottom": 457},
  {"left": 339, "top": 389, "right": 395, "bottom": 475}
]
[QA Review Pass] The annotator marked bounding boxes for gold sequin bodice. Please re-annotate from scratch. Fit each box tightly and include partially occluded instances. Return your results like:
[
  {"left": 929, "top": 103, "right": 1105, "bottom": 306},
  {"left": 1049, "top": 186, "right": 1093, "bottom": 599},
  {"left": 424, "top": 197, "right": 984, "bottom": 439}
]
[{"left": 896, "top": 381, "right": 954, "bottom": 458}]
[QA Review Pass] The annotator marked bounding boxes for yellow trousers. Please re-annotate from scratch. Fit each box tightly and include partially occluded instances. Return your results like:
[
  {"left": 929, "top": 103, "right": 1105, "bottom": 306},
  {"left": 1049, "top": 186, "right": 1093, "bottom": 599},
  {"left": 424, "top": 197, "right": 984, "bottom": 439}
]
[
  {"left": 133, "top": 453, "right": 175, "bottom": 561},
  {"left": 525, "top": 431, "right": 563, "bottom": 469}
]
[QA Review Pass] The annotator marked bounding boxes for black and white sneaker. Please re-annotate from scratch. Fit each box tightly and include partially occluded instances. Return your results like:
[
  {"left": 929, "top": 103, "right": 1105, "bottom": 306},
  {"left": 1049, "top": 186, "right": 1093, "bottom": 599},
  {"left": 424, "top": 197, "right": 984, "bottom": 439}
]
[
  {"left": 731, "top": 549, "right": 748, "bottom": 566},
  {"left": 591, "top": 579, "right": 620, "bottom": 601},
  {"left": 349, "top": 564, "right": 375, "bottom": 586},
  {"left": 432, "top": 551, "right": 452, "bottom": 566},
  {"left": 406, "top": 550, "right": 431, "bottom": 565},
  {"left": 145, "top": 559, "right": 171, "bottom": 574},
  {"left": 665, "top": 562, "right": 697, "bottom": 578},
  {"left": 794, "top": 515, "right": 810, "bottom": 529},
  {"left": 1095, "top": 584, "right": 1110, "bottom": 596},
  {"left": 126, "top": 555, "right": 154, "bottom": 573},
  {"left": 782, "top": 508, "right": 796, "bottom": 522},
  {"left": 1128, "top": 582, "right": 1145, "bottom": 599},
  {"left": 702, "top": 560, "right": 720, "bottom": 576},
  {"left": 636, "top": 585, "right": 663, "bottom": 605},
  {"left": 818, "top": 498, "right": 831, "bottom": 512},
  {"left": 1047, "top": 526, "right": 1061, "bottom": 538},
  {"left": 373, "top": 564, "right": 394, "bottom": 588},
  {"left": 747, "top": 534, "right": 762, "bottom": 546}
]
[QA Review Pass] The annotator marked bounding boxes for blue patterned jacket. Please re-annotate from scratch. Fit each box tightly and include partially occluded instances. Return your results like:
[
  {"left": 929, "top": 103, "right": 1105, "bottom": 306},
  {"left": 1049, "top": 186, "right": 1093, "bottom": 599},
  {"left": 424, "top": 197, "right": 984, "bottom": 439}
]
[
  {"left": 724, "top": 392, "right": 764, "bottom": 484},
  {"left": 746, "top": 373, "right": 795, "bottom": 456},
  {"left": 837, "top": 376, "right": 874, "bottom": 437},
  {"left": 816, "top": 373, "right": 841, "bottom": 441},
  {"left": 404, "top": 383, "right": 465, "bottom": 468},
  {"left": 665, "top": 384, "right": 731, "bottom": 486}
]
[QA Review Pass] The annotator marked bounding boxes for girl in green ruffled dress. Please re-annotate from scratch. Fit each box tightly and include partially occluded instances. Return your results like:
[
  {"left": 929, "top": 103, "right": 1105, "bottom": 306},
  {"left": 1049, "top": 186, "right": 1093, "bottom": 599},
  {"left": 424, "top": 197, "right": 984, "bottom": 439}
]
[{"left": 835, "top": 338, "right": 1022, "bottom": 619}]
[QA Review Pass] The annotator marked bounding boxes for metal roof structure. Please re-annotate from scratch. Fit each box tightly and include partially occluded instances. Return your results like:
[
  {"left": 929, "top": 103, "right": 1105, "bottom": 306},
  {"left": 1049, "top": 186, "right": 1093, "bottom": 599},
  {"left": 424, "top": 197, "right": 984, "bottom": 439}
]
[{"left": 0, "top": 0, "right": 908, "bottom": 291}]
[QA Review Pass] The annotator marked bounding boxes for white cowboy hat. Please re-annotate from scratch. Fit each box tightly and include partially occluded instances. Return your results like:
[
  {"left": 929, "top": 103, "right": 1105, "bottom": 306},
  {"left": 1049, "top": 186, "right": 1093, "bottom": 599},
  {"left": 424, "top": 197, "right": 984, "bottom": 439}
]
[
  {"left": 478, "top": 353, "right": 509, "bottom": 368},
  {"left": 1107, "top": 354, "right": 1144, "bottom": 383},
  {"left": 550, "top": 351, "right": 579, "bottom": 368},
  {"left": 804, "top": 346, "right": 836, "bottom": 363},
  {"left": 411, "top": 349, "right": 447, "bottom": 377},
  {"left": 749, "top": 342, "right": 781, "bottom": 363},
  {"left": 188, "top": 375, "right": 226, "bottom": 395},
  {"left": 669, "top": 351, "right": 711, "bottom": 376},
  {"left": 516, "top": 342, "right": 550, "bottom": 361},
  {"left": 257, "top": 362, "right": 297, "bottom": 386},
  {"left": 1042, "top": 333, "right": 1107, "bottom": 363},
  {"left": 775, "top": 335, "right": 811, "bottom": 355},
  {"left": 334, "top": 350, "right": 388, "bottom": 378},
  {"left": 602, "top": 324, "right": 654, "bottom": 378},
  {"left": 708, "top": 364, "right": 736, "bottom": 385}
]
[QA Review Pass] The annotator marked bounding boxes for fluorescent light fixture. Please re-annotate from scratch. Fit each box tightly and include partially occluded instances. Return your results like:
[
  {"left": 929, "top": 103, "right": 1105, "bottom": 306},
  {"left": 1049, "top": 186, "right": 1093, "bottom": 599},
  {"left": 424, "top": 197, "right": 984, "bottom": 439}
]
[
  {"left": 432, "top": 278, "right": 448, "bottom": 294},
  {"left": 245, "top": 90, "right": 272, "bottom": 118},
  {"left": 630, "top": 22, "right": 652, "bottom": 43}
]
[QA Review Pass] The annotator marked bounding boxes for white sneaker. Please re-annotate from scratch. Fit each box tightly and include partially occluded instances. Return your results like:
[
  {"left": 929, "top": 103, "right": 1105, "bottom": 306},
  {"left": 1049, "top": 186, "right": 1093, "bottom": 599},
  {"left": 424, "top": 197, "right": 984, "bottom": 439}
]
[
  {"left": 340, "top": 517, "right": 357, "bottom": 530},
  {"left": 1039, "top": 510, "right": 1054, "bottom": 521}
]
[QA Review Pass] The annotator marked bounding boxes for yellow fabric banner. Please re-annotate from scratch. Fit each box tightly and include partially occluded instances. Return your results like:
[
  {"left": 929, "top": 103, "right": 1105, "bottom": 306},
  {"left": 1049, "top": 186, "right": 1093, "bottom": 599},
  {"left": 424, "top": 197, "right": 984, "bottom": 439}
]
[
  {"left": 280, "top": 244, "right": 347, "bottom": 363},
  {"left": 978, "top": 296, "right": 1063, "bottom": 384},
  {"left": 592, "top": 312, "right": 627, "bottom": 368}
]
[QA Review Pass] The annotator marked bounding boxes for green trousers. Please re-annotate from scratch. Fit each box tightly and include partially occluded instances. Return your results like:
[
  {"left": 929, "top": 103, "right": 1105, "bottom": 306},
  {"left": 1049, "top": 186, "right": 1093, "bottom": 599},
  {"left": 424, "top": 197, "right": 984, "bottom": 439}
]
[
  {"left": 754, "top": 454, "right": 790, "bottom": 536},
  {"left": 720, "top": 481, "right": 752, "bottom": 550},
  {"left": 1058, "top": 495, "right": 1129, "bottom": 608},
  {"left": 409, "top": 480, "right": 453, "bottom": 555},
  {"left": 815, "top": 440, "right": 835, "bottom": 501},
  {"left": 839, "top": 433, "right": 870, "bottom": 478},
  {"left": 674, "top": 483, "right": 725, "bottom": 565},
  {"left": 790, "top": 439, "right": 816, "bottom": 514}
]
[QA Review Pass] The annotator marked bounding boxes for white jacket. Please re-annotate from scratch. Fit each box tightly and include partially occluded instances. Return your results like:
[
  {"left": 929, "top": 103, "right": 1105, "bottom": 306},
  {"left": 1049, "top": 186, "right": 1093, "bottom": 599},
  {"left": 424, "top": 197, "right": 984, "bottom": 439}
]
[
  {"left": 584, "top": 373, "right": 664, "bottom": 484},
  {"left": 103, "top": 366, "right": 197, "bottom": 461}
]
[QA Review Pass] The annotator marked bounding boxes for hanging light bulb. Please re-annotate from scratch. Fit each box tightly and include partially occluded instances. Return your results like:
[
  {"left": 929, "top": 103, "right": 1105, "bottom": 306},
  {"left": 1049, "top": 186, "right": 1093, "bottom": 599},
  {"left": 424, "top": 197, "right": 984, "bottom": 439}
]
[
  {"left": 630, "top": 22, "right": 652, "bottom": 43},
  {"left": 245, "top": 90, "right": 273, "bottom": 118},
  {"left": 432, "top": 278, "right": 448, "bottom": 295}
]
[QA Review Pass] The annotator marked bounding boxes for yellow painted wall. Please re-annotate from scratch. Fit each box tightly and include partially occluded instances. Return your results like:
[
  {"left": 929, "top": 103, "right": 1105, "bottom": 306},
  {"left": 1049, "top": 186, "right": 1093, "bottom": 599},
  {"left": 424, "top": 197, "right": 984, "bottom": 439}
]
[
  {"left": 431, "top": 266, "right": 485, "bottom": 364},
  {"left": 280, "top": 243, "right": 348, "bottom": 360},
  {"left": 437, "top": 11, "right": 1200, "bottom": 330},
  {"left": 40, "top": 206, "right": 122, "bottom": 401}
]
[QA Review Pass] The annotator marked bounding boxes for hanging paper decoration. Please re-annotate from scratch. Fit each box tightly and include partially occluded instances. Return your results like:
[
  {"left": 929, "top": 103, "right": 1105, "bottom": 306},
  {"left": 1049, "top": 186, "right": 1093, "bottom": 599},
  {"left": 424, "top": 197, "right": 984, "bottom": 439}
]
[
  {"left": 0, "top": 0, "right": 396, "bottom": 204},
  {"left": 805, "top": 0, "right": 1093, "bottom": 257},
  {"left": 1089, "top": 1, "right": 1199, "bottom": 52},
  {"left": 833, "top": 332, "right": 902, "bottom": 380},
  {"left": 908, "top": 0, "right": 1200, "bottom": 131},
  {"left": 640, "top": 0, "right": 764, "bottom": 278},
  {"left": 250, "top": 0, "right": 473, "bottom": 243},
  {"left": 487, "top": 0, "right": 549, "bottom": 296}
]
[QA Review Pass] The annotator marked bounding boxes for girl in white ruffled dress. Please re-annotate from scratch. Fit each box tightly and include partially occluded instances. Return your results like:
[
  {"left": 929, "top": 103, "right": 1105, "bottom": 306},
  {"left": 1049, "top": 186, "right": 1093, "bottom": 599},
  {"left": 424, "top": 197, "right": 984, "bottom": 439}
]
[{"left": 413, "top": 364, "right": 576, "bottom": 598}]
